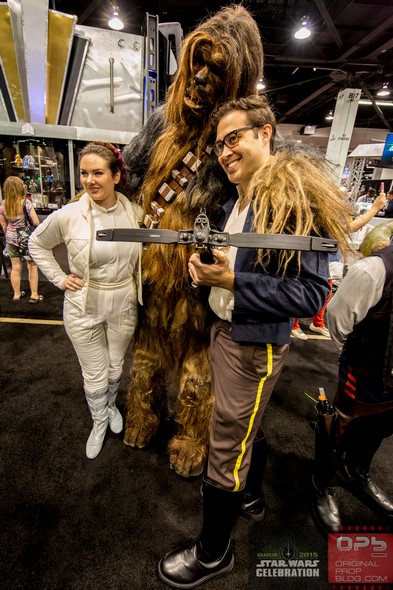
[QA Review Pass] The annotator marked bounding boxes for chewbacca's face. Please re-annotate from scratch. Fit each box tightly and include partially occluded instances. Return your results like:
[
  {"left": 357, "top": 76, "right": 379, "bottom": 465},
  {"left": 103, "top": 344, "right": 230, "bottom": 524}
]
[{"left": 183, "top": 38, "right": 226, "bottom": 114}]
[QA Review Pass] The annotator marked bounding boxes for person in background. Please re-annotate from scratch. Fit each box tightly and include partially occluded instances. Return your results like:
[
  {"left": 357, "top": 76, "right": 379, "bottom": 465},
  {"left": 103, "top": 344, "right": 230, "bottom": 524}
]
[
  {"left": 314, "top": 239, "right": 393, "bottom": 531},
  {"left": 382, "top": 189, "right": 393, "bottom": 218},
  {"left": 0, "top": 175, "right": 42, "bottom": 302},
  {"left": 0, "top": 222, "right": 8, "bottom": 277},
  {"left": 350, "top": 190, "right": 386, "bottom": 229},
  {"left": 357, "top": 186, "right": 376, "bottom": 203},
  {"left": 158, "top": 95, "right": 352, "bottom": 589},
  {"left": 28, "top": 142, "right": 142, "bottom": 459},
  {"left": 291, "top": 290, "right": 332, "bottom": 339},
  {"left": 291, "top": 190, "right": 387, "bottom": 340}
]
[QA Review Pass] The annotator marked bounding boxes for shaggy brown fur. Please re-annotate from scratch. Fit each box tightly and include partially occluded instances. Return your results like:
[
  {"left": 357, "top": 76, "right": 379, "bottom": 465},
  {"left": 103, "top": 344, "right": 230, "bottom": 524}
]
[
  {"left": 138, "top": 5, "right": 263, "bottom": 294},
  {"left": 250, "top": 152, "right": 354, "bottom": 273},
  {"left": 122, "top": 5, "right": 264, "bottom": 477}
]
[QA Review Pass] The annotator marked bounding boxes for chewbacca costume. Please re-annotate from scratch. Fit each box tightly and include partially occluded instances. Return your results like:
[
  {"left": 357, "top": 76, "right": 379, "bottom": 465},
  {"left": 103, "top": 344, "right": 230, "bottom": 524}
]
[{"left": 121, "top": 6, "right": 263, "bottom": 477}]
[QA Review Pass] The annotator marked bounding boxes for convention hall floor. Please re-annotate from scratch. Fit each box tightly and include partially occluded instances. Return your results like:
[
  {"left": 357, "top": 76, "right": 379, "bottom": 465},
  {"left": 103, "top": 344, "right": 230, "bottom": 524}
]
[{"left": 1, "top": 268, "right": 392, "bottom": 590}]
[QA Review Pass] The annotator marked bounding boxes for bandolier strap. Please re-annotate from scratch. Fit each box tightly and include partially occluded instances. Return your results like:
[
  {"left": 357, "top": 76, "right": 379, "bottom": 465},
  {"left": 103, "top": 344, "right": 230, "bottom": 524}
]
[{"left": 143, "top": 146, "right": 213, "bottom": 228}]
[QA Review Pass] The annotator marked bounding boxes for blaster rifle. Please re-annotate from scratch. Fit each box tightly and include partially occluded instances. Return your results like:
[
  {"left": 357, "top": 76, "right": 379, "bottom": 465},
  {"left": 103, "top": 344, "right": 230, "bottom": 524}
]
[{"left": 96, "top": 211, "right": 338, "bottom": 255}]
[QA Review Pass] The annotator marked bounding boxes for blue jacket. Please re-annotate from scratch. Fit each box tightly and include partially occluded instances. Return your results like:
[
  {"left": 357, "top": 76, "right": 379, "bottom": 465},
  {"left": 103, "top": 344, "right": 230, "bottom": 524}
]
[{"left": 220, "top": 197, "right": 331, "bottom": 345}]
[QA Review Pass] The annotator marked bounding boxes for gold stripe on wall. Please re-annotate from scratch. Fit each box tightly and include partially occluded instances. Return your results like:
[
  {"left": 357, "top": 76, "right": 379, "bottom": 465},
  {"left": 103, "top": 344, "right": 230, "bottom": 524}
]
[
  {"left": 0, "top": 5, "right": 25, "bottom": 121},
  {"left": 46, "top": 11, "right": 76, "bottom": 124}
]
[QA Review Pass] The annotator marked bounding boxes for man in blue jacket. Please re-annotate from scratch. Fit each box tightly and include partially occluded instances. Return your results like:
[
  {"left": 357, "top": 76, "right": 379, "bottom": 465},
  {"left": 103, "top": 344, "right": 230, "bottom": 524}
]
[{"left": 158, "top": 95, "right": 352, "bottom": 588}]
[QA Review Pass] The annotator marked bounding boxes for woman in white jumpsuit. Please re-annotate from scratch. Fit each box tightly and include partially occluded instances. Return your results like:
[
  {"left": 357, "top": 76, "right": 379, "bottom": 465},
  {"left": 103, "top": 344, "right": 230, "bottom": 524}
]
[{"left": 29, "top": 142, "right": 142, "bottom": 459}]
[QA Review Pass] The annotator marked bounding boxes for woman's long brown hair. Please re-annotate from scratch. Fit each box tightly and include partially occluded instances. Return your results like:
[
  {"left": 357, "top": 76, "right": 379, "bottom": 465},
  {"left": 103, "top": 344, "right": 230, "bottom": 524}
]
[{"left": 2, "top": 176, "right": 26, "bottom": 220}]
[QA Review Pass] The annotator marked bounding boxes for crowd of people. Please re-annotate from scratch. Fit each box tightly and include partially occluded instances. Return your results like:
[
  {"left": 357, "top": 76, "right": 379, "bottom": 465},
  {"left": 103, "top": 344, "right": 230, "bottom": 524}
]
[
  {"left": 1, "top": 28, "right": 393, "bottom": 590},
  {"left": 1, "top": 127, "right": 392, "bottom": 588},
  {"left": 1, "top": 108, "right": 391, "bottom": 590}
]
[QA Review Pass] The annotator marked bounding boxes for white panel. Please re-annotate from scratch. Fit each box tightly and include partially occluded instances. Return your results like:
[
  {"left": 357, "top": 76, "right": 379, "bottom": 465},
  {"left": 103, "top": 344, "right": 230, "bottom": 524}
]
[
  {"left": 325, "top": 88, "right": 361, "bottom": 181},
  {"left": 70, "top": 26, "right": 143, "bottom": 134},
  {"left": 347, "top": 143, "right": 385, "bottom": 158},
  {"left": 20, "top": 0, "right": 49, "bottom": 123},
  {"left": 0, "top": 120, "right": 136, "bottom": 144}
]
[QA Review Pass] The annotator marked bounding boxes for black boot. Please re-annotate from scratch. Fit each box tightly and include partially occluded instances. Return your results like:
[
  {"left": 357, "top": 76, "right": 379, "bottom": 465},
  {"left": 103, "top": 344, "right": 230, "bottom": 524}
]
[
  {"left": 312, "top": 475, "right": 342, "bottom": 533},
  {"left": 311, "top": 407, "right": 341, "bottom": 533},
  {"left": 340, "top": 453, "right": 393, "bottom": 516},
  {"left": 241, "top": 432, "right": 267, "bottom": 521},
  {"left": 158, "top": 482, "right": 243, "bottom": 588},
  {"left": 338, "top": 420, "right": 393, "bottom": 517}
]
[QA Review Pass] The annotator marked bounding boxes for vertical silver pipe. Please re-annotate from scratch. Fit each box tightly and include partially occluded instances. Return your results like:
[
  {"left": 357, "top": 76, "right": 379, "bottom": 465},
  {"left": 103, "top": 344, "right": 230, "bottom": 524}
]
[
  {"left": 109, "top": 57, "right": 114, "bottom": 113},
  {"left": 68, "top": 140, "right": 75, "bottom": 199}
]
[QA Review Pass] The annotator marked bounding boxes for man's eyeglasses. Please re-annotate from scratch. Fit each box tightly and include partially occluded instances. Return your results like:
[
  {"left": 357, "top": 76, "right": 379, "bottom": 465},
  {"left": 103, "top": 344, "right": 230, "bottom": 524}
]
[{"left": 213, "top": 125, "right": 255, "bottom": 156}]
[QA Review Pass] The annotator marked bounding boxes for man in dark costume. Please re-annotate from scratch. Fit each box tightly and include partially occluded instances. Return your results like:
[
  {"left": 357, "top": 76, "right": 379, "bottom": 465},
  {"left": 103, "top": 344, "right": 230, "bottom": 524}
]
[{"left": 313, "top": 226, "right": 393, "bottom": 531}]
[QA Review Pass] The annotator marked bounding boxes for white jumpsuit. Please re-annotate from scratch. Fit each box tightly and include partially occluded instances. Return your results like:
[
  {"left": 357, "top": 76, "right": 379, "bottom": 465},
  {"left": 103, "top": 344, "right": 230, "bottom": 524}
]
[{"left": 28, "top": 192, "right": 142, "bottom": 395}]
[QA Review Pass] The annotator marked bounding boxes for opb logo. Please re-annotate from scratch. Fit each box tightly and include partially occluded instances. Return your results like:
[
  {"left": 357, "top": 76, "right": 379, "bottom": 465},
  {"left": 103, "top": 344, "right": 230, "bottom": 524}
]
[
  {"left": 328, "top": 532, "right": 393, "bottom": 584},
  {"left": 337, "top": 535, "right": 387, "bottom": 556}
]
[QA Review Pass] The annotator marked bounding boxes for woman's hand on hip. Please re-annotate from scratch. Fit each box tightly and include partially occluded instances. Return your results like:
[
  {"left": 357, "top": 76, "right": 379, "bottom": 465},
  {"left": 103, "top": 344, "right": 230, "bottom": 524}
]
[{"left": 61, "top": 273, "right": 84, "bottom": 291}]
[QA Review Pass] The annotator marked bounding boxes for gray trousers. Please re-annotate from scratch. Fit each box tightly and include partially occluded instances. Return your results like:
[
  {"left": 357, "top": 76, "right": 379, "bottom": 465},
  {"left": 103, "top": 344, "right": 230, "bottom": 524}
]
[{"left": 207, "top": 319, "right": 289, "bottom": 491}]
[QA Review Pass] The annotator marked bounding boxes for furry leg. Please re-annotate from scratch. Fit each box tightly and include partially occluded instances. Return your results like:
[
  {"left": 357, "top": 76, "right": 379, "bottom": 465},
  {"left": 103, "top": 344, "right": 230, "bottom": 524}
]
[
  {"left": 168, "top": 346, "right": 213, "bottom": 477},
  {"left": 124, "top": 346, "right": 168, "bottom": 448}
]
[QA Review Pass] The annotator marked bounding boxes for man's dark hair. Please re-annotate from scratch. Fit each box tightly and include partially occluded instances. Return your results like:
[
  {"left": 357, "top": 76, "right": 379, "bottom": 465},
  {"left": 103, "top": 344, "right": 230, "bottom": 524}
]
[{"left": 210, "top": 95, "right": 277, "bottom": 149}]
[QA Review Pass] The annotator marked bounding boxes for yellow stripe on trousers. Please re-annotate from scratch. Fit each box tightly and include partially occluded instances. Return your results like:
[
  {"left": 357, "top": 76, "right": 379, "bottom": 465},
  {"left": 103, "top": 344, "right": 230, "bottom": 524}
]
[{"left": 232, "top": 343, "right": 273, "bottom": 491}]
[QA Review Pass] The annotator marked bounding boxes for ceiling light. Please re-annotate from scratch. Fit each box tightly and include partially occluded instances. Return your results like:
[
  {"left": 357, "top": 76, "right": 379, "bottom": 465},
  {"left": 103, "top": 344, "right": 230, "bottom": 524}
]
[
  {"left": 359, "top": 100, "right": 393, "bottom": 107},
  {"left": 325, "top": 110, "right": 334, "bottom": 121},
  {"left": 294, "top": 17, "right": 311, "bottom": 40},
  {"left": 108, "top": 7, "right": 124, "bottom": 31},
  {"left": 257, "top": 79, "right": 266, "bottom": 91},
  {"left": 377, "top": 83, "right": 390, "bottom": 97}
]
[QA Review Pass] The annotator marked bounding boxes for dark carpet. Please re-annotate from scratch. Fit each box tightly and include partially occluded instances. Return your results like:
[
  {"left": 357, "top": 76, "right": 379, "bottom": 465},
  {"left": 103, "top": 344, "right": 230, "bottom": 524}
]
[
  {"left": 0, "top": 244, "right": 66, "bottom": 321},
  {"left": 1, "top": 275, "right": 392, "bottom": 590}
]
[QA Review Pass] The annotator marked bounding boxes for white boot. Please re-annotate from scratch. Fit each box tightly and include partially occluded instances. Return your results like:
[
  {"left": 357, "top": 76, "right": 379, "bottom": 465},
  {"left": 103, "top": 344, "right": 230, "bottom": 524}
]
[
  {"left": 108, "top": 378, "right": 123, "bottom": 434},
  {"left": 85, "top": 387, "right": 109, "bottom": 459}
]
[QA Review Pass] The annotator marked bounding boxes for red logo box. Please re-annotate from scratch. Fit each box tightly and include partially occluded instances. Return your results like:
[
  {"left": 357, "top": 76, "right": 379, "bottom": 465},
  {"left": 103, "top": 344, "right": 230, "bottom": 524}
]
[{"left": 328, "top": 528, "right": 393, "bottom": 586}]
